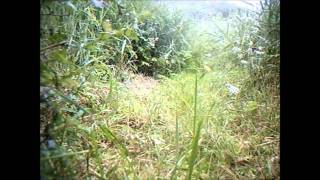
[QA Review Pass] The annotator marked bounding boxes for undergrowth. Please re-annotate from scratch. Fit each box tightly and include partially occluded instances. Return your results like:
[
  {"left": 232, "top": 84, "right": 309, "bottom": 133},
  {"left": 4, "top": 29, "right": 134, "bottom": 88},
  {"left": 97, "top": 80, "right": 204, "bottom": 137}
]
[{"left": 40, "top": 0, "right": 279, "bottom": 179}]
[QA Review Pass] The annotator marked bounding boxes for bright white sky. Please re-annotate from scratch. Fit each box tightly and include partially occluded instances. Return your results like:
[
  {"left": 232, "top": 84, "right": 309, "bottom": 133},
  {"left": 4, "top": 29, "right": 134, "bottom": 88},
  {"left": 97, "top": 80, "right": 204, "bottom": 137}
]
[
  {"left": 154, "top": 0, "right": 261, "bottom": 12},
  {"left": 213, "top": 0, "right": 261, "bottom": 11},
  {"left": 152, "top": 0, "right": 262, "bottom": 35}
]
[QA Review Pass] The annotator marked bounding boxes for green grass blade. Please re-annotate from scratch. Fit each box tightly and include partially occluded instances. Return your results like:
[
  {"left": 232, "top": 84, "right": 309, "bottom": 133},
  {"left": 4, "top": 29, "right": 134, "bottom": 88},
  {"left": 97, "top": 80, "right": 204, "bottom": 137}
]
[
  {"left": 98, "top": 124, "right": 129, "bottom": 157},
  {"left": 187, "top": 119, "right": 203, "bottom": 180},
  {"left": 188, "top": 73, "right": 202, "bottom": 180},
  {"left": 193, "top": 73, "right": 198, "bottom": 135}
]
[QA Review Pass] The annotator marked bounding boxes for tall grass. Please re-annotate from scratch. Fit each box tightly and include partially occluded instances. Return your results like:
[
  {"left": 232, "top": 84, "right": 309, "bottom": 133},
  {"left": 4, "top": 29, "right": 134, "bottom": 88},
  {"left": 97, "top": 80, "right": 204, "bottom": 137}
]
[
  {"left": 187, "top": 75, "right": 203, "bottom": 178},
  {"left": 41, "top": 0, "right": 279, "bottom": 179},
  {"left": 193, "top": 73, "right": 198, "bottom": 135}
]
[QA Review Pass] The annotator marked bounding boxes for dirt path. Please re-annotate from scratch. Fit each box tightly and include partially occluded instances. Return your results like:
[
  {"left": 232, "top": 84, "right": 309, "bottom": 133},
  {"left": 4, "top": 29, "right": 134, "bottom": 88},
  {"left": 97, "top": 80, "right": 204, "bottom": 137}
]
[{"left": 123, "top": 74, "right": 159, "bottom": 98}]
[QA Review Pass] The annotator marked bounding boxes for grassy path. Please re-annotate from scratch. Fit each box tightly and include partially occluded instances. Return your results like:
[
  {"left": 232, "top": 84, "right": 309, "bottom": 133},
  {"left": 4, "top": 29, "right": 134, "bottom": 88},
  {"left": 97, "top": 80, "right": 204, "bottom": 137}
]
[
  {"left": 41, "top": 60, "right": 279, "bottom": 179},
  {"left": 60, "top": 62, "right": 278, "bottom": 179},
  {"left": 41, "top": 1, "right": 280, "bottom": 177}
]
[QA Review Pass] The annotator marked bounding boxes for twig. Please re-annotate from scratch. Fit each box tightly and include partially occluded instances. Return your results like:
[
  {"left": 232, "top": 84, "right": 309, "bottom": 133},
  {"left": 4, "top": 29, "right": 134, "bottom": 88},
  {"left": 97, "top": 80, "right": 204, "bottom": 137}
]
[
  {"left": 255, "top": 140, "right": 278, "bottom": 147},
  {"left": 41, "top": 40, "right": 68, "bottom": 52},
  {"left": 41, "top": 13, "right": 70, "bottom": 17}
]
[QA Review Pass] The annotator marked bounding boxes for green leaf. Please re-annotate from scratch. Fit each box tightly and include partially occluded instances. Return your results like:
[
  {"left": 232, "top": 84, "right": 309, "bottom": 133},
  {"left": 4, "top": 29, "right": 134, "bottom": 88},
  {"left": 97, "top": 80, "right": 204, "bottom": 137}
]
[
  {"left": 203, "top": 65, "right": 212, "bottom": 73},
  {"left": 50, "top": 50, "right": 72, "bottom": 65},
  {"left": 125, "top": 28, "right": 139, "bottom": 41},
  {"left": 74, "top": 109, "right": 85, "bottom": 118},
  {"left": 61, "top": 66, "right": 85, "bottom": 81},
  {"left": 51, "top": 89, "right": 88, "bottom": 114},
  {"left": 247, "top": 101, "right": 258, "bottom": 111},
  {"left": 99, "top": 124, "right": 129, "bottom": 157},
  {"left": 41, "top": 71, "right": 55, "bottom": 85},
  {"left": 187, "top": 119, "right": 203, "bottom": 180},
  {"left": 98, "top": 33, "right": 110, "bottom": 41},
  {"left": 48, "top": 34, "right": 67, "bottom": 44},
  {"left": 102, "top": 20, "right": 113, "bottom": 33},
  {"left": 141, "top": 61, "right": 150, "bottom": 67},
  {"left": 60, "top": 78, "right": 78, "bottom": 89},
  {"left": 40, "top": 63, "right": 54, "bottom": 74},
  {"left": 81, "top": 58, "right": 95, "bottom": 66},
  {"left": 84, "top": 43, "right": 96, "bottom": 51},
  {"left": 115, "top": 28, "right": 126, "bottom": 37},
  {"left": 121, "top": 40, "right": 127, "bottom": 55},
  {"left": 139, "top": 10, "right": 153, "bottom": 22}
]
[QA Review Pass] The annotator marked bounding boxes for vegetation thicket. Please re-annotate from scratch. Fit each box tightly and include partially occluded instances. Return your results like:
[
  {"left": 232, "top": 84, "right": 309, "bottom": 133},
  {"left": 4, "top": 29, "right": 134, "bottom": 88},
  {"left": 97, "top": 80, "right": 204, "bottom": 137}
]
[{"left": 40, "top": 0, "right": 280, "bottom": 179}]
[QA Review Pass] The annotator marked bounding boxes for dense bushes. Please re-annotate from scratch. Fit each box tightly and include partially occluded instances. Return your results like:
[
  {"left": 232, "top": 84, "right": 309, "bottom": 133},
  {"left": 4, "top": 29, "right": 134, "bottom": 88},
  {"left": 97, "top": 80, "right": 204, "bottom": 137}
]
[
  {"left": 41, "top": 0, "right": 189, "bottom": 79},
  {"left": 40, "top": 0, "right": 191, "bottom": 128}
]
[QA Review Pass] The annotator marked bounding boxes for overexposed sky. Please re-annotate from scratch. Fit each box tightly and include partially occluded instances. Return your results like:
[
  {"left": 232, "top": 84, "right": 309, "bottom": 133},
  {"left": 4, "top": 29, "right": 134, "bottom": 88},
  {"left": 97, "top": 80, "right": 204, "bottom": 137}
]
[
  {"left": 155, "top": 0, "right": 261, "bottom": 12},
  {"left": 214, "top": 0, "right": 261, "bottom": 11},
  {"left": 152, "top": 0, "right": 262, "bottom": 33}
]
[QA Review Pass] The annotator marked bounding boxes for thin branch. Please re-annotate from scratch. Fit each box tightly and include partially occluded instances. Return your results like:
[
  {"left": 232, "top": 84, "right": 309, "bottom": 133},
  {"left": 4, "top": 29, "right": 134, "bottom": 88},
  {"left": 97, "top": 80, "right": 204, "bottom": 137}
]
[
  {"left": 41, "top": 40, "right": 68, "bottom": 52},
  {"left": 256, "top": 140, "right": 279, "bottom": 147},
  {"left": 41, "top": 13, "right": 70, "bottom": 17}
]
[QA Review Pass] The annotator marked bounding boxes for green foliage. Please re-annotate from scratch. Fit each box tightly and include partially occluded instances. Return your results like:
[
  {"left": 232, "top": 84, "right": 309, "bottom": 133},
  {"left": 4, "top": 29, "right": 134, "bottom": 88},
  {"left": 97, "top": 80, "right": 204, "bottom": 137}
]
[
  {"left": 187, "top": 75, "right": 203, "bottom": 180},
  {"left": 41, "top": 0, "right": 279, "bottom": 179},
  {"left": 187, "top": 119, "right": 203, "bottom": 180},
  {"left": 251, "top": 0, "right": 280, "bottom": 89}
]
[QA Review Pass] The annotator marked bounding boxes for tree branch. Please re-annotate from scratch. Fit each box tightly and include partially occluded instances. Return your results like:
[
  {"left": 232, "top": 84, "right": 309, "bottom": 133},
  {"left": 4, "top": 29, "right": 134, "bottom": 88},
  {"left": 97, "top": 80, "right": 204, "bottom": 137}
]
[{"left": 41, "top": 40, "right": 68, "bottom": 52}]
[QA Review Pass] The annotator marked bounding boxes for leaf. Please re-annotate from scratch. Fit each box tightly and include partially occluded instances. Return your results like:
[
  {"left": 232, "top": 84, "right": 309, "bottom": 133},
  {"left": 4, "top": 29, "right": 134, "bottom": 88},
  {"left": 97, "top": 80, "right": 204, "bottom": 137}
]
[
  {"left": 40, "top": 63, "right": 55, "bottom": 74},
  {"left": 164, "top": 50, "right": 172, "bottom": 60},
  {"left": 50, "top": 50, "right": 72, "bottom": 65},
  {"left": 121, "top": 40, "right": 127, "bottom": 55},
  {"left": 84, "top": 43, "right": 97, "bottom": 51},
  {"left": 139, "top": 10, "right": 153, "bottom": 22},
  {"left": 87, "top": 8, "right": 98, "bottom": 23},
  {"left": 48, "top": 34, "right": 67, "bottom": 44},
  {"left": 203, "top": 65, "right": 212, "bottom": 72},
  {"left": 74, "top": 109, "right": 85, "bottom": 118},
  {"left": 98, "top": 33, "right": 110, "bottom": 41},
  {"left": 187, "top": 120, "right": 203, "bottom": 180},
  {"left": 51, "top": 89, "right": 88, "bottom": 114},
  {"left": 125, "top": 28, "right": 139, "bottom": 41},
  {"left": 247, "top": 101, "right": 258, "bottom": 111},
  {"left": 99, "top": 124, "right": 129, "bottom": 157},
  {"left": 182, "top": 51, "right": 192, "bottom": 59},
  {"left": 41, "top": 70, "right": 55, "bottom": 85},
  {"left": 141, "top": 61, "right": 150, "bottom": 67},
  {"left": 102, "top": 20, "right": 113, "bottom": 33},
  {"left": 81, "top": 58, "right": 95, "bottom": 66},
  {"left": 66, "top": 1, "right": 77, "bottom": 11},
  {"left": 60, "top": 68, "right": 82, "bottom": 81},
  {"left": 114, "top": 28, "right": 126, "bottom": 37},
  {"left": 60, "top": 78, "right": 78, "bottom": 89}
]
